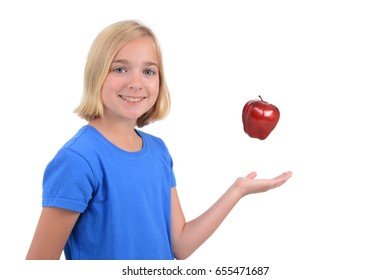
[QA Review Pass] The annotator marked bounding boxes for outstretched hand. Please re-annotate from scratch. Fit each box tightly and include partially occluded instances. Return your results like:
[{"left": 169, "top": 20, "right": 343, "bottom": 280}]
[
  {"left": 234, "top": 171, "right": 293, "bottom": 197},
  {"left": 170, "top": 170, "right": 293, "bottom": 259}
]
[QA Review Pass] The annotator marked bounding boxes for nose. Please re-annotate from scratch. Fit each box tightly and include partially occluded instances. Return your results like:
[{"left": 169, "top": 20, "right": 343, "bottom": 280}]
[{"left": 127, "top": 72, "right": 142, "bottom": 90}]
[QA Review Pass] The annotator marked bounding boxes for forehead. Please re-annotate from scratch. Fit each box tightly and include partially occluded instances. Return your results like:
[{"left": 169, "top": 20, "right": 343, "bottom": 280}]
[{"left": 114, "top": 36, "right": 158, "bottom": 61}]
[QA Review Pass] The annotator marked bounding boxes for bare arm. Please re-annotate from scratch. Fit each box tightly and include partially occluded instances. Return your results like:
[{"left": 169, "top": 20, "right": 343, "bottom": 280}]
[
  {"left": 26, "top": 207, "right": 80, "bottom": 260},
  {"left": 171, "top": 171, "right": 292, "bottom": 260}
]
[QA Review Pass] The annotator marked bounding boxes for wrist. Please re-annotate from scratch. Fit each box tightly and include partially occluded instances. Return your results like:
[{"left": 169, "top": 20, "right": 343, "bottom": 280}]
[{"left": 230, "top": 180, "right": 246, "bottom": 200}]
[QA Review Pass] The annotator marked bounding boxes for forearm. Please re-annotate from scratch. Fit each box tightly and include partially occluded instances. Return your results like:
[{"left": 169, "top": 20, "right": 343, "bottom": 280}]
[
  {"left": 172, "top": 184, "right": 243, "bottom": 259},
  {"left": 171, "top": 171, "right": 292, "bottom": 259}
]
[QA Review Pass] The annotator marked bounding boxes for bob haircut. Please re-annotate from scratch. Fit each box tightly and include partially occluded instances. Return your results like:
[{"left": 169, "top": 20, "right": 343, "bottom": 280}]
[{"left": 74, "top": 20, "right": 170, "bottom": 127}]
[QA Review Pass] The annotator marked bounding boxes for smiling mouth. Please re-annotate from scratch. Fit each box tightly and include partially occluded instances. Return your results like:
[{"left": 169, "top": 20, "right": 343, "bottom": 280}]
[{"left": 119, "top": 95, "right": 146, "bottom": 102}]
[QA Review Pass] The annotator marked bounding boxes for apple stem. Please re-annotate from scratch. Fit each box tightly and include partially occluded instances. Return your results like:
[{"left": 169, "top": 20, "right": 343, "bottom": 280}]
[{"left": 258, "top": 95, "right": 263, "bottom": 102}]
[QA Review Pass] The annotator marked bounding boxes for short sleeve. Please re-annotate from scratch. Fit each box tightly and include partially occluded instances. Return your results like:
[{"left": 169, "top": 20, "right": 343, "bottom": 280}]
[
  {"left": 42, "top": 148, "right": 95, "bottom": 213},
  {"left": 156, "top": 136, "right": 176, "bottom": 188},
  {"left": 168, "top": 153, "right": 176, "bottom": 188}
]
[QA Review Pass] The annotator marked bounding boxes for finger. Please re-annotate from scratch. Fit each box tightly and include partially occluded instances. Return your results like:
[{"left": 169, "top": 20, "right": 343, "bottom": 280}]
[
  {"left": 274, "top": 171, "right": 293, "bottom": 180},
  {"left": 273, "top": 171, "right": 293, "bottom": 186},
  {"left": 245, "top": 171, "right": 257, "bottom": 180},
  {"left": 282, "top": 171, "right": 293, "bottom": 179}
]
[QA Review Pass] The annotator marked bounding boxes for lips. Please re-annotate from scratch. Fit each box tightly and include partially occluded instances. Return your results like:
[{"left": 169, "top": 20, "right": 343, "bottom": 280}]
[{"left": 119, "top": 95, "right": 146, "bottom": 102}]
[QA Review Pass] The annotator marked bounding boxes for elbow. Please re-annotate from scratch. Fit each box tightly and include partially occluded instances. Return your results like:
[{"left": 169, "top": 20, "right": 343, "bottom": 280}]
[
  {"left": 173, "top": 252, "right": 190, "bottom": 260},
  {"left": 174, "top": 255, "right": 187, "bottom": 260},
  {"left": 172, "top": 245, "right": 193, "bottom": 260}
]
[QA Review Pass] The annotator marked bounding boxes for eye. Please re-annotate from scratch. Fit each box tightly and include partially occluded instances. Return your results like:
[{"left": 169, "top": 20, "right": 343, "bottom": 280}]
[
  {"left": 113, "top": 67, "right": 126, "bottom": 73},
  {"left": 143, "top": 68, "right": 157, "bottom": 76}
]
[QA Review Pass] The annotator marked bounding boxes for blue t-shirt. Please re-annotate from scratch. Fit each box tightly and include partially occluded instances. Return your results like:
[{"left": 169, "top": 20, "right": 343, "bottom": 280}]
[{"left": 42, "top": 125, "right": 176, "bottom": 260}]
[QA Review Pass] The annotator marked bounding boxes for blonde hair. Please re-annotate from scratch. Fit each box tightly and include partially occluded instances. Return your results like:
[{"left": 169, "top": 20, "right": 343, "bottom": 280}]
[{"left": 74, "top": 20, "right": 170, "bottom": 127}]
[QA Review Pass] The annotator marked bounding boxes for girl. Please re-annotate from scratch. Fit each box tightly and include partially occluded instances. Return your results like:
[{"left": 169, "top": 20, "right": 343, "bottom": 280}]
[{"left": 26, "top": 20, "right": 292, "bottom": 260}]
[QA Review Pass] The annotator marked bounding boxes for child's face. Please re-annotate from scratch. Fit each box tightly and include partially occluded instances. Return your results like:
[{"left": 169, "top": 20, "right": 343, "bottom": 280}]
[{"left": 101, "top": 36, "right": 160, "bottom": 125}]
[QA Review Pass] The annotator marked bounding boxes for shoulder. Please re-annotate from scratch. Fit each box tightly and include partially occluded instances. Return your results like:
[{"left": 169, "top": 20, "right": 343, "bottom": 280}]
[
  {"left": 44, "top": 127, "right": 99, "bottom": 189},
  {"left": 47, "top": 125, "right": 103, "bottom": 174},
  {"left": 137, "top": 130, "right": 169, "bottom": 152},
  {"left": 59, "top": 125, "right": 110, "bottom": 160},
  {"left": 62, "top": 125, "right": 97, "bottom": 151}
]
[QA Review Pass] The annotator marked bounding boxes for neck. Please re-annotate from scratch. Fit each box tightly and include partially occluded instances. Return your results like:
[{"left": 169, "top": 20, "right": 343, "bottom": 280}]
[{"left": 89, "top": 118, "right": 142, "bottom": 152}]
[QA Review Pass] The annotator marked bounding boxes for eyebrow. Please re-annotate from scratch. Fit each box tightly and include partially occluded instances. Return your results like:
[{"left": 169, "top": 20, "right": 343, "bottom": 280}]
[{"left": 111, "top": 59, "right": 159, "bottom": 68}]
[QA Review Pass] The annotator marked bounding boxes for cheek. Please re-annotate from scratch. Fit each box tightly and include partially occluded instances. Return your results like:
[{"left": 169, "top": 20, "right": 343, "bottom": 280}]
[
  {"left": 153, "top": 84, "right": 160, "bottom": 98},
  {"left": 101, "top": 77, "right": 122, "bottom": 98},
  {"left": 102, "top": 76, "right": 118, "bottom": 92},
  {"left": 148, "top": 79, "right": 160, "bottom": 98},
  {"left": 100, "top": 84, "right": 110, "bottom": 103}
]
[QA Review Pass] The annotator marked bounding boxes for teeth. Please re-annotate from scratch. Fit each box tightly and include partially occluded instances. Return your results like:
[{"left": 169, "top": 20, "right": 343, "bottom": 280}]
[{"left": 119, "top": 95, "right": 144, "bottom": 102}]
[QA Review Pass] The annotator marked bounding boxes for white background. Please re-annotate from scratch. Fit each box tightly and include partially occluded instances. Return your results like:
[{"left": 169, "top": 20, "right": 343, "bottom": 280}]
[{"left": 1, "top": 0, "right": 389, "bottom": 279}]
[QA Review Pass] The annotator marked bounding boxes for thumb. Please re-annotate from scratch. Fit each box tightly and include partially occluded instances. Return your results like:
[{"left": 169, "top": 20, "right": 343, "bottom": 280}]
[{"left": 245, "top": 171, "right": 257, "bottom": 180}]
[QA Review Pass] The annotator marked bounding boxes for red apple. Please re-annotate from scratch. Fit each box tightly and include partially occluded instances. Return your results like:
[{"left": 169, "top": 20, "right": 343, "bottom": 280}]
[{"left": 242, "top": 95, "right": 280, "bottom": 140}]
